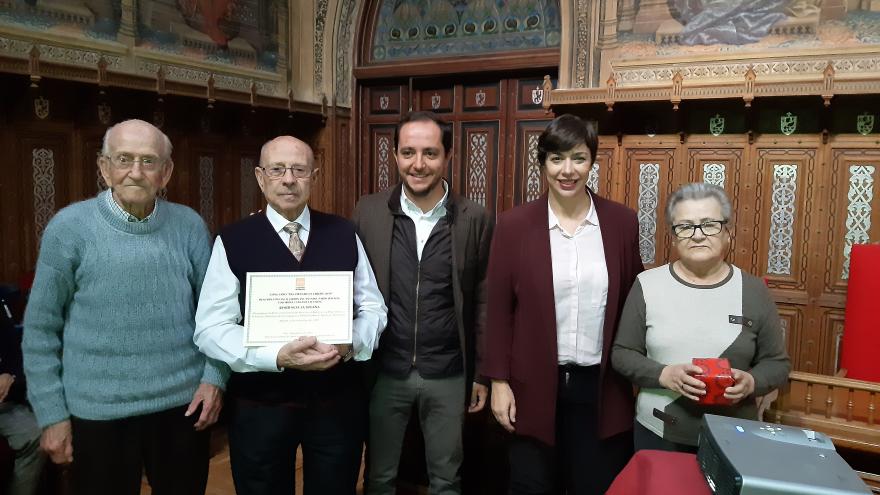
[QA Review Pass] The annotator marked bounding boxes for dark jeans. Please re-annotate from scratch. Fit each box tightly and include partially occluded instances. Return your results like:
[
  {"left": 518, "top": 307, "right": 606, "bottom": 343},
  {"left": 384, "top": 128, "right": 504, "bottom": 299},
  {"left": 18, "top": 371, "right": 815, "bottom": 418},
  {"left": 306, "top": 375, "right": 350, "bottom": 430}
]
[
  {"left": 633, "top": 420, "right": 698, "bottom": 454},
  {"left": 228, "top": 393, "right": 366, "bottom": 495},
  {"left": 508, "top": 365, "right": 633, "bottom": 495},
  {"left": 70, "top": 405, "right": 209, "bottom": 495}
]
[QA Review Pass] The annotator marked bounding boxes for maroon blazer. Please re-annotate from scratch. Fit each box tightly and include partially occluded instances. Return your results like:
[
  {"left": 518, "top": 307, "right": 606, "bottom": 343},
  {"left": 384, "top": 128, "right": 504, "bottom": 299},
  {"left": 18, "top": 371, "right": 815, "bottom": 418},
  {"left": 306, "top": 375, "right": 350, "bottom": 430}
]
[{"left": 483, "top": 192, "right": 644, "bottom": 445}]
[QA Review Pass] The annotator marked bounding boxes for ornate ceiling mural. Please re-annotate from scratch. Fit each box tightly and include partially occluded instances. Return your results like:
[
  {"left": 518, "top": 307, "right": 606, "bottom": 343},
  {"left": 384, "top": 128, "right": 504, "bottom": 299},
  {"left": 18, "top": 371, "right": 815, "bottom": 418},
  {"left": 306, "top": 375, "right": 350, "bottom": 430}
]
[
  {"left": 370, "top": 0, "right": 561, "bottom": 62},
  {"left": 0, "top": 0, "right": 289, "bottom": 100}
]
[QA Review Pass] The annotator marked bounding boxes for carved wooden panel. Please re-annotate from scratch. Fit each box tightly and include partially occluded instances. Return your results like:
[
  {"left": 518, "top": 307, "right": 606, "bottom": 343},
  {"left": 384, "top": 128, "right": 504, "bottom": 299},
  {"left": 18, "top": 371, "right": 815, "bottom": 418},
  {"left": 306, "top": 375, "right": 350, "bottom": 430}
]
[
  {"left": 754, "top": 145, "right": 817, "bottom": 291},
  {"left": 370, "top": 126, "right": 397, "bottom": 193},
  {"left": 460, "top": 122, "right": 499, "bottom": 212},
  {"left": 820, "top": 311, "right": 847, "bottom": 375},
  {"left": 517, "top": 78, "right": 549, "bottom": 111},
  {"left": 369, "top": 86, "right": 402, "bottom": 115},
  {"left": 823, "top": 145, "right": 880, "bottom": 293},
  {"left": 684, "top": 143, "right": 746, "bottom": 268},
  {"left": 776, "top": 305, "right": 805, "bottom": 371},
  {"left": 239, "top": 155, "right": 262, "bottom": 218},
  {"left": 621, "top": 141, "right": 677, "bottom": 268},
  {"left": 463, "top": 84, "right": 500, "bottom": 111},
  {"left": 419, "top": 89, "right": 454, "bottom": 113},
  {"left": 513, "top": 120, "right": 551, "bottom": 207}
]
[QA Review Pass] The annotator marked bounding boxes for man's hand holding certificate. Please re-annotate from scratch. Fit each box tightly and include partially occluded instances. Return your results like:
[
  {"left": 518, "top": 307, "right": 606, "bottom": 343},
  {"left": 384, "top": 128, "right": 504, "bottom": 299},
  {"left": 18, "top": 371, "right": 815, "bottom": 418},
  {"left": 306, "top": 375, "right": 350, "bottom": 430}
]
[
  {"left": 244, "top": 271, "right": 354, "bottom": 369},
  {"left": 276, "top": 337, "right": 340, "bottom": 371}
]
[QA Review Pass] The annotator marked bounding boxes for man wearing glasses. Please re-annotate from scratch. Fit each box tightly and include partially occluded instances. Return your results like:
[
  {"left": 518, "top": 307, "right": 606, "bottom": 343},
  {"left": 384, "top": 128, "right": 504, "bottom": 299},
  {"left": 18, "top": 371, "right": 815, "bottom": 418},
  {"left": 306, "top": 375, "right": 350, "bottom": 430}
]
[
  {"left": 23, "top": 119, "right": 229, "bottom": 495},
  {"left": 194, "top": 136, "right": 387, "bottom": 495}
]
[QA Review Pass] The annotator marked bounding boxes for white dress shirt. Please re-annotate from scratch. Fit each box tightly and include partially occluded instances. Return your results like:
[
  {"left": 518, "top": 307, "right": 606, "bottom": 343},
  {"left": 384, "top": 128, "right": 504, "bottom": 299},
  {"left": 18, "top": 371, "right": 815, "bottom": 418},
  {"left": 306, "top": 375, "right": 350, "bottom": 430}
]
[
  {"left": 400, "top": 180, "right": 449, "bottom": 260},
  {"left": 549, "top": 194, "right": 609, "bottom": 366},
  {"left": 194, "top": 205, "right": 387, "bottom": 372}
]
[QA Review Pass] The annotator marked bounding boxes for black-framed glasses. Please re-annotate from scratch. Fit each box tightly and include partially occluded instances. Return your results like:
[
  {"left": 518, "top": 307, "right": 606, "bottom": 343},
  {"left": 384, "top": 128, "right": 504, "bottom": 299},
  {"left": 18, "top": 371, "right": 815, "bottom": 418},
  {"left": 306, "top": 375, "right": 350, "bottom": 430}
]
[
  {"left": 102, "top": 154, "right": 164, "bottom": 171},
  {"left": 671, "top": 220, "right": 727, "bottom": 239},
  {"left": 259, "top": 165, "right": 313, "bottom": 179}
]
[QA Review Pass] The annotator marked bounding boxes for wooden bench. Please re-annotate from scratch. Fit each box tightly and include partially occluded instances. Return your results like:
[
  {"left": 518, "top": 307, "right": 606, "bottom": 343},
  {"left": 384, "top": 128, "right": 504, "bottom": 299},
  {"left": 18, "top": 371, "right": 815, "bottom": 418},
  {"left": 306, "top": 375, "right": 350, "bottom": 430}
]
[{"left": 767, "top": 370, "right": 880, "bottom": 492}]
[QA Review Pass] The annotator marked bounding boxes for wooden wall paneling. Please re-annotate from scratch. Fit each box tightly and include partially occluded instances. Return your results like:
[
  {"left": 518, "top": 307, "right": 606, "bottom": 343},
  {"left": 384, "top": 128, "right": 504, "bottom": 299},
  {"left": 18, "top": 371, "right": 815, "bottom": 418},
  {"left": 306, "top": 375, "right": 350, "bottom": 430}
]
[
  {"left": 620, "top": 136, "right": 679, "bottom": 269},
  {"left": 459, "top": 121, "right": 500, "bottom": 213},
  {"left": 822, "top": 138, "right": 880, "bottom": 295},
  {"left": 166, "top": 134, "right": 192, "bottom": 210},
  {"left": 215, "top": 146, "right": 238, "bottom": 230},
  {"left": 776, "top": 305, "right": 804, "bottom": 374},
  {"left": 360, "top": 84, "right": 407, "bottom": 197},
  {"left": 819, "top": 311, "right": 847, "bottom": 375},
  {"left": 79, "top": 130, "right": 106, "bottom": 202},
  {"left": 683, "top": 136, "right": 748, "bottom": 268},
  {"left": 0, "top": 125, "right": 19, "bottom": 283},
  {"left": 237, "top": 152, "right": 262, "bottom": 219},
  {"left": 815, "top": 136, "right": 880, "bottom": 373},
  {"left": 592, "top": 145, "right": 615, "bottom": 199},
  {"left": 18, "top": 131, "right": 71, "bottom": 276},
  {"left": 512, "top": 120, "right": 551, "bottom": 209},
  {"left": 753, "top": 139, "right": 819, "bottom": 292},
  {"left": 753, "top": 136, "right": 821, "bottom": 372},
  {"left": 335, "top": 114, "right": 354, "bottom": 218},
  {"left": 369, "top": 125, "right": 398, "bottom": 193},
  {"left": 188, "top": 142, "right": 222, "bottom": 234}
]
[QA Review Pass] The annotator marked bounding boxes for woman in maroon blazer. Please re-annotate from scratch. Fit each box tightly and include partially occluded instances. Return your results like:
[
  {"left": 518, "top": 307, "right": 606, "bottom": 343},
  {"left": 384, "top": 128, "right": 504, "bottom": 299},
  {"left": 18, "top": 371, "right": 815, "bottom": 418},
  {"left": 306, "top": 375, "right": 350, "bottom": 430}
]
[{"left": 484, "top": 115, "right": 644, "bottom": 495}]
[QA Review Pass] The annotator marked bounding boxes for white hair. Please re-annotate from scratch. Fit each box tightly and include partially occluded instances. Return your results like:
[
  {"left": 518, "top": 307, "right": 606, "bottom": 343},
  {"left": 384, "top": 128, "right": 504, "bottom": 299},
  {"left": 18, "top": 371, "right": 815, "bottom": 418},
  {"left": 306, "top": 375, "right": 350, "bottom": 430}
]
[
  {"left": 101, "top": 119, "right": 172, "bottom": 159},
  {"left": 665, "top": 183, "right": 732, "bottom": 226}
]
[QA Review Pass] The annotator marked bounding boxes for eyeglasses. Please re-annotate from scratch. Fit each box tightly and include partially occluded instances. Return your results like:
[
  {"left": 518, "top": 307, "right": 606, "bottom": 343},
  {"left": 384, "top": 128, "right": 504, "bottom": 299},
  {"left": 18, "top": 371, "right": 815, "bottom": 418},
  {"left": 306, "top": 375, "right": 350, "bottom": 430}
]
[
  {"left": 259, "top": 165, "right": 313, "bottom": 179},
  {"left": 103, "top": 154, "right": 164, "bottom": 171},
  {"left": 671, "top": 220, "right": 728, "bottom": 239}
]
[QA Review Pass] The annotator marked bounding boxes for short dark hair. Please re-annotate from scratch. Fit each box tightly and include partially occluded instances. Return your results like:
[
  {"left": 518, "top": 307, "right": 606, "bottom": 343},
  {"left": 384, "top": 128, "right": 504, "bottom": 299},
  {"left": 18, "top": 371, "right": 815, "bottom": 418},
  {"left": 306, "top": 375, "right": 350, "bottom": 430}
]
[
  {"left": 537, "top": 114, "right": 598, "bottom": 166},
  {"left": 394, "top": 111, "right": 453, "bottom": 155}
]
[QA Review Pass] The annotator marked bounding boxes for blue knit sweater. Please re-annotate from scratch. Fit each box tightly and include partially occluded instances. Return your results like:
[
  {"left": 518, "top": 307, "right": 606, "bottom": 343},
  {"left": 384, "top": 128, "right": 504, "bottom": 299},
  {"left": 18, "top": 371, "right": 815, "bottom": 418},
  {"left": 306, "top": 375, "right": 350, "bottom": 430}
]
[{"left": 23, "top": 191, "right": 230, "bottom": 428}]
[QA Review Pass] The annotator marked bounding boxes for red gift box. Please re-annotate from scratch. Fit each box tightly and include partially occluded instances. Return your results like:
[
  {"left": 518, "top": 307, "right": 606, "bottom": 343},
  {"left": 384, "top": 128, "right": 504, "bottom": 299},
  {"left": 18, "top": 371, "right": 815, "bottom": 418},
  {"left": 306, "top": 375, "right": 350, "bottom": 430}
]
[{"left": 692, "top": 358, "right": 734, "bottom": 405}]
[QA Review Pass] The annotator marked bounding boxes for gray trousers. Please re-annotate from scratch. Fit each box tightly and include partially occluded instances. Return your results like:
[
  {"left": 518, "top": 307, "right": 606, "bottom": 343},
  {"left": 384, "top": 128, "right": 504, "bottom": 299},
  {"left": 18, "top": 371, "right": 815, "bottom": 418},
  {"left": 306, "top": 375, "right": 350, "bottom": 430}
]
[
  {"left": 0, "top": 402, "right": 45, "bottom": 495},
  {"left": 367, "top": 371, "right": 465, "bottom": 495}
]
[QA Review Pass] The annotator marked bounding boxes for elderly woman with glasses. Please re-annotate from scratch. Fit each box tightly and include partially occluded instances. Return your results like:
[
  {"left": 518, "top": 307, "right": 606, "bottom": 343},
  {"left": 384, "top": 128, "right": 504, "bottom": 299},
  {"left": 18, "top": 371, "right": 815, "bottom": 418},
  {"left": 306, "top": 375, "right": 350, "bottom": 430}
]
[{"left": 611, "top": 183, "right": 790, "bottom": 453}]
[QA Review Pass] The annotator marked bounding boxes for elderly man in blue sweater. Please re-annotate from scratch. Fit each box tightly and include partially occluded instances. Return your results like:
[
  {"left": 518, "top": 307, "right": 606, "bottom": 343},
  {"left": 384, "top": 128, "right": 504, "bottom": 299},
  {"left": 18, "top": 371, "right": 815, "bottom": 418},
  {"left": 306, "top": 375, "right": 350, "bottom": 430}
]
[{"left": 22, "top": 119, "right": 229, "bottom": 495}]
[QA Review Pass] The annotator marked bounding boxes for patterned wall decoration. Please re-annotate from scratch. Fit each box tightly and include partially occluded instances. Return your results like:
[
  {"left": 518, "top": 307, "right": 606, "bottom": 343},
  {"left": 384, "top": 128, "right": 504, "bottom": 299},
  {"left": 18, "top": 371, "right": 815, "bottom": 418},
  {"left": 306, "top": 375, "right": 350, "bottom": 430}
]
[
  {"left": 335, "top": 0, "right": 359, "bottom": 106},
  {"left": 525, "top": 133, "right": 542, "bottom": 202},
  {"left": 371, "top": 0, "right": 561, "bottom": 61},
  {"left": 240, "top": 157, "right": 256, "bottom": 219},
  {"left": 376, "top": 135, "right": 392, "bottom": 191},
  {"left": 467, "top": 133, "right": 489, "bottom": 206},
  {"left": 841, "top": 165, "right": 875, "bottom": 279},
  {"left": 199, "top": 156, "right": 215, "bottom": 230},
  {"left": 587, "top": 162, "right": 600, "bottom": 193},
  {"left": 314, "top": 0, "right": 329, "bottom": 90},
  {"left": 637, "top": 163, "right": 660, "bottom": 265},
  {"left": 767, "top": 164, "right": 798, "bottom": 275},
  {"left": 32, "top": 148, "right": 56, "bottom": 242},
  {"left": 702, "top": 162, "right": 726, "bottom": 188}
]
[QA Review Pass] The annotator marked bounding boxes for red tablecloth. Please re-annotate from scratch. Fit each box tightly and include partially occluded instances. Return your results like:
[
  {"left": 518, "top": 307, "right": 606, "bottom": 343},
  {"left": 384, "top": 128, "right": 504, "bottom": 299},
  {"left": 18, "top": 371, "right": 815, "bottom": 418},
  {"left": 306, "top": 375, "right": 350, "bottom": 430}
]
[{"left": 607, "top": 450, "right": 712, "bottom": 495}]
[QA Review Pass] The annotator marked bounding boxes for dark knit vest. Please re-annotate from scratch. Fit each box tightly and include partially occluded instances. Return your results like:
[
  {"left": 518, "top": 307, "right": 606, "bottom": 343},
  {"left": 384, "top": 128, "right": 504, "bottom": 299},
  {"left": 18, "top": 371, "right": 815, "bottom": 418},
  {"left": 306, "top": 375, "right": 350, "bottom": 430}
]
[{"left": 219, "top": 210, "right": 358, "bottom": 404}]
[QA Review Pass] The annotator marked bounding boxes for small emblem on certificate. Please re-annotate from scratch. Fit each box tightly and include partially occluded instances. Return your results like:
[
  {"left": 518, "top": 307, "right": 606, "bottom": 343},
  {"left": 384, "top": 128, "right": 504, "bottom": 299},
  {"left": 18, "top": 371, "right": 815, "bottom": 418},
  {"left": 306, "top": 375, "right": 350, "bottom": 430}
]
[{"left": 243, "top": 271, "right": 353, "bottom": 346}]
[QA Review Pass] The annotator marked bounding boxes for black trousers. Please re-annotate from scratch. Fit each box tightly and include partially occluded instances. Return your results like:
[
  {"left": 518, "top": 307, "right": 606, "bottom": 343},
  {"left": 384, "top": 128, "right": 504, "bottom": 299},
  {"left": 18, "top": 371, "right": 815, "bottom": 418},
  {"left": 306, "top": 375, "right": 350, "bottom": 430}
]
[
  {"left": 228, "top": 393, "right": 366, "bottom": 495},
  {"left": 70, "top": 405, "right": 209, "bottom": 495},
  {"left": 508, "top": 365, "right": 633, "bottom": 495}
]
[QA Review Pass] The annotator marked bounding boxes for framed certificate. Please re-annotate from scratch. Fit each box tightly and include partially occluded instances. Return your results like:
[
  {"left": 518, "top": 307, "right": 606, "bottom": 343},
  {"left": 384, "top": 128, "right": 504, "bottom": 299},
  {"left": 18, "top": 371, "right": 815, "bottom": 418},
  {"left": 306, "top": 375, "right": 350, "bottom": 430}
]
[{"left": 243, "top": 271, "right": 353, "bottom": 346}]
